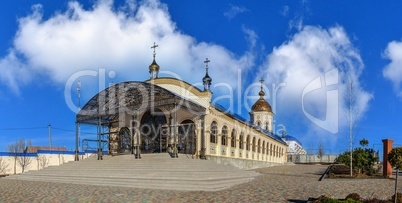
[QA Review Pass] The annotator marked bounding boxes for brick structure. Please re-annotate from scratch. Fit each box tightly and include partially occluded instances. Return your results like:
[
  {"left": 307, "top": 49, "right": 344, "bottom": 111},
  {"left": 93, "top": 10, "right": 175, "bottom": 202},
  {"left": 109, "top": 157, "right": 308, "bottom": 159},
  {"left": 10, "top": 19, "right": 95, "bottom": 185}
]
[{"left": 382, "top": 139, "right": 394, "bottom": 178}]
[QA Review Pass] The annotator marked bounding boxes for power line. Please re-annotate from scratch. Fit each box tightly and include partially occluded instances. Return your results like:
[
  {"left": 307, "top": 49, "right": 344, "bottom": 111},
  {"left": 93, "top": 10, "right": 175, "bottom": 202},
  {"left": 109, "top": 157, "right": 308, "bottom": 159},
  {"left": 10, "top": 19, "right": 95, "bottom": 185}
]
[
  {"left": 0, "top": 127, "right": 47, "bottom": 131},
  {"left": 0, "top": 126, "right": 97, "bottom": 135}
]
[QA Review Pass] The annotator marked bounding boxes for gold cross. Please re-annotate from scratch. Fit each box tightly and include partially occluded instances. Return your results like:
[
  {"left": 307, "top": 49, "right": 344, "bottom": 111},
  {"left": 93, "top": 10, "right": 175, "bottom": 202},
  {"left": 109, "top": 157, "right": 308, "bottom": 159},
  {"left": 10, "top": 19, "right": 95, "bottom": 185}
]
[{"left": 151, "top": 42, "right": 158, "bottom": 59}]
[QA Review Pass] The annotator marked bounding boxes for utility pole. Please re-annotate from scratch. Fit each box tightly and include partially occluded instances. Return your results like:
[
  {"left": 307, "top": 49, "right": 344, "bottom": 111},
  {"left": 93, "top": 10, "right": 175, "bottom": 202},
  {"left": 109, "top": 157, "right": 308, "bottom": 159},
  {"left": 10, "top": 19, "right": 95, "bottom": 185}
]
[
  {"left": 48, "top": 124, "right": 52, "bottom": 151},
  {"left": 75, "top": 80, "right": 81, "bottom": 161}
]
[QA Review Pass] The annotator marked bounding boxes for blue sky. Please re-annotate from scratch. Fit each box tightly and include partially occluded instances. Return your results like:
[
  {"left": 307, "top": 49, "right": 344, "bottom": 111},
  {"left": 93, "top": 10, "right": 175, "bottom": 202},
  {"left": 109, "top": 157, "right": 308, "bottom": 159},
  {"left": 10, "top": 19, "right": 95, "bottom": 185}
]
[{"left": 1, "top": 0, "right": 402, "bottom": 154}]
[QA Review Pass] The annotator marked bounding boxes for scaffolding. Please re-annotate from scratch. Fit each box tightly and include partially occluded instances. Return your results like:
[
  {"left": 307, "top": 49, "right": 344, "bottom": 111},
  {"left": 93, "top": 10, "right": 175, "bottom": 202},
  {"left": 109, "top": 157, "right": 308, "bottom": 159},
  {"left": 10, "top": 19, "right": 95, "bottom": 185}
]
[{"left": 75, "top": 81, "right": 206, "bottom": 161}]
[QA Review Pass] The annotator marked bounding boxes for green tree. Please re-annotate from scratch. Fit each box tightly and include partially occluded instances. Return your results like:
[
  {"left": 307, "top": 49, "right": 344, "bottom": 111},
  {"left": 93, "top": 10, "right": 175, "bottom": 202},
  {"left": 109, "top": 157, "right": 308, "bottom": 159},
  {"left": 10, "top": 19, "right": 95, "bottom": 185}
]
[
  {"left": 337, "top": 138, "right": 378, "bottom": 175},
  {"left": 388, "top": 147, "right": 402, "bottom": 203},
  {"left": 359, "top": 138, "right": 369, "bottom": 148}
]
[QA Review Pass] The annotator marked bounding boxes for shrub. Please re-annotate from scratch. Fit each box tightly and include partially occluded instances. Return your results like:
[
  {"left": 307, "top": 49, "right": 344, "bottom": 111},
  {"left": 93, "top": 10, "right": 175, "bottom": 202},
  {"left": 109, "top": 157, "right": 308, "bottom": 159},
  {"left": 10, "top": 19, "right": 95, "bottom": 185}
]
[
  {"left": 392, "top": 192, "right": 402, "bottom": 203},
  {"left": 346, "top": 193, "right": 361, "bottom": 201}
]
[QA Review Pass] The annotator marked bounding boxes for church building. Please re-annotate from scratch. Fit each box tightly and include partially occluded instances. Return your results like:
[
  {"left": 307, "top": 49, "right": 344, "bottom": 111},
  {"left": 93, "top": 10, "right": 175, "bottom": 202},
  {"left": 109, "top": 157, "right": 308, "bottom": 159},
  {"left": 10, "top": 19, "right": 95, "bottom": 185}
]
[{"left": 76, "top": 43, "right": 288, "bottom": 165}]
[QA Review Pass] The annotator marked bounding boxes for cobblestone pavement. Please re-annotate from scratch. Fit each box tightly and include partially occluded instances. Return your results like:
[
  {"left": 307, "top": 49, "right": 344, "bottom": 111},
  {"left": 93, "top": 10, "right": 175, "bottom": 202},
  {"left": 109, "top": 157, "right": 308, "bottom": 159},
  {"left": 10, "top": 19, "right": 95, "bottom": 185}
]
[{"left": 0, "top": 164, "right": 400, "bottom": 203}]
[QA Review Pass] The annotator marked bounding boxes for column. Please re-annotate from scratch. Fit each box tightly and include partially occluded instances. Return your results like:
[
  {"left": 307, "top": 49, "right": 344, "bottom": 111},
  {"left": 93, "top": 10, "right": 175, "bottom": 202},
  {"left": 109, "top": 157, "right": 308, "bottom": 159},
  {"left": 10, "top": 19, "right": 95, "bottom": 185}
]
[{"left": 382, "top": 139, "right": 394, "bottom": 178}]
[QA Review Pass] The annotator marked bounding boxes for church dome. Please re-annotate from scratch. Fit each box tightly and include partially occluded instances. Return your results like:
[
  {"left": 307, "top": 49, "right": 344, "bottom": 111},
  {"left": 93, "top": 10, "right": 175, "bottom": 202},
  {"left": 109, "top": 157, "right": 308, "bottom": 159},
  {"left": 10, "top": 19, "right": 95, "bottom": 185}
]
[
  {"left": 251, "top": 97, "right": 272, "bottom": 112},
  {"left": 149, "top": 59, "right": 160, "bottom": 71}
]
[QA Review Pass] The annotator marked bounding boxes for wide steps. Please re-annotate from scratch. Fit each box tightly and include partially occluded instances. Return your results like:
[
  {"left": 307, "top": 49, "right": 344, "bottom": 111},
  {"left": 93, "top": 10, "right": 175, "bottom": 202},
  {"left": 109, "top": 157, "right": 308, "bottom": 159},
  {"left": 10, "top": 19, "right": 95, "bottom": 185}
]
[{"left": 5, "top": 153, "right": 260, "bottom": 191}]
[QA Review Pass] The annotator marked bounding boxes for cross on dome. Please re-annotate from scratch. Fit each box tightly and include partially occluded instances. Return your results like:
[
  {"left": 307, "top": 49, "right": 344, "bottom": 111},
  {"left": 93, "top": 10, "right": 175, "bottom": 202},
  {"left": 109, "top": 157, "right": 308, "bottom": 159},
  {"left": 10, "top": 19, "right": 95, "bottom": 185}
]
[{"left": 151, "top": 42, "right": 158, "bottom": 59}]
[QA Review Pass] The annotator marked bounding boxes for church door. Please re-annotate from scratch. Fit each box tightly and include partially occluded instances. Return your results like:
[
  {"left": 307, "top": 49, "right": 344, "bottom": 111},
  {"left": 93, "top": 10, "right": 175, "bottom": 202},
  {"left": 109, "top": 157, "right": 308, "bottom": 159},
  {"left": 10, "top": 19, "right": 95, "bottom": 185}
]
[
  {"left": 119, "top": 127, "right": 131, "bottom": 154},
  {"left": 178, "top": 120, "right": 196, "bottom": 155},
  {"left": 140, "top": 109, "right": 167, "bottom": 153}
]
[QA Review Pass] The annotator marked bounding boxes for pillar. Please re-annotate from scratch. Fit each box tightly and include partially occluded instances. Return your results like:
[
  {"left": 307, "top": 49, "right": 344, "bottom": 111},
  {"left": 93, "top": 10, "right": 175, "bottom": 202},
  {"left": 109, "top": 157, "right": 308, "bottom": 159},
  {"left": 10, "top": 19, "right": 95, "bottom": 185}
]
[{"left": 382, "top": 139, "right": 394, "bottom": 178}]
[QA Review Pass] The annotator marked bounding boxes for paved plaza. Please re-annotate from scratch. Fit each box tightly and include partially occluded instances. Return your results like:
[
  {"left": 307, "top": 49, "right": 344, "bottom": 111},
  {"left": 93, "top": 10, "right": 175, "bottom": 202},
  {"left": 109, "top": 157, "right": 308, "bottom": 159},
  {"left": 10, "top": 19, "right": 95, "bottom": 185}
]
[{"left": 0, "top": 164, "right": 400, "bottom": 202}]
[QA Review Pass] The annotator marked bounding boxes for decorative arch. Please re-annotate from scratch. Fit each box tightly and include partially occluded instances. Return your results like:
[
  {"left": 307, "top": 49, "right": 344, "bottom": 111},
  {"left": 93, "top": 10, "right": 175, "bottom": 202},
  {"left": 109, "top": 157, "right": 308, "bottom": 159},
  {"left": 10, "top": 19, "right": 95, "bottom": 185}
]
[{"left": 210, "top": 121, "right": 218, "bottom": 143}]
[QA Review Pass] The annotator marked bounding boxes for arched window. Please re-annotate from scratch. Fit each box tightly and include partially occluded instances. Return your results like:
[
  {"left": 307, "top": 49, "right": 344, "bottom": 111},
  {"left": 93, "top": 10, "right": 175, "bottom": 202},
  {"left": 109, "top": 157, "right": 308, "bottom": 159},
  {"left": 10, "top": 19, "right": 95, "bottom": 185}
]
[
  {"left": 231, "top": 130, "right": 236, "bottom": 147},
  {"left": 266, "top": 142, "right": 269, "bottom": 155},
  {"left": 239, "top": 133, "right": 244, "bottom": 149},
  {"left": 246, "top": 135, "right": 250, "bottom": 151},
  {"left": 262, "top": 141, "right": 265, "bottom": 154},
  {"left": 252, "top": 137, "right": 256, "bottom": 152},
  {"left": 257, "top": 139, "right": 261, "bottom": 153},
  {"left": 221, "top": 126, "right": 228, "bottom": 146},
  {"left": 270, "top": 144, "right": 273, "bottom": 156},
  {"left": 257, "top": 121, "right": 261, "bottom": 127},
  {"left": 210, "top": 121, "right": 217, "bottom": 143},
  {"left": 265, "top": 122, "right": 269, "bottom": 131}
]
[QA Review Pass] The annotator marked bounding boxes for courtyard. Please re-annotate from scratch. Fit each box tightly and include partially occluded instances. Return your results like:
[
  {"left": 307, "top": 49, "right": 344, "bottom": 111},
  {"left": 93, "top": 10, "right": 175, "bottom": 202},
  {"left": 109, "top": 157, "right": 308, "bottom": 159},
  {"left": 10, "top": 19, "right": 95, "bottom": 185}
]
[{"left": 0, "top": 164, "right": 399, "bottom": 203}]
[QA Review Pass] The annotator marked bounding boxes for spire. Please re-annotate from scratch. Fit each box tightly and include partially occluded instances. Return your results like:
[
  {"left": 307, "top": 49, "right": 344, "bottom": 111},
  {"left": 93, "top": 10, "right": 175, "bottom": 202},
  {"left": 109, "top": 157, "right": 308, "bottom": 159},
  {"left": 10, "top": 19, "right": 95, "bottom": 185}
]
[
  {"left": 202, "top": 58, "right": 212, "bottom": 91},
  {"left": 149, "top": 42, "right": 160, "bottom": 80}
]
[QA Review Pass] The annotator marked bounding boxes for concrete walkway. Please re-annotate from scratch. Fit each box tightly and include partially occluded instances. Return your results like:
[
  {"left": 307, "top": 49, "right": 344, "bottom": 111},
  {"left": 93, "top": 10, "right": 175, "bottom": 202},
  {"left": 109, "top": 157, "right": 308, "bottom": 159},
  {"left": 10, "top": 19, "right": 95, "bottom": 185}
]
[{"left": 0, "top": 164, "right": 400, "bottom": 202}]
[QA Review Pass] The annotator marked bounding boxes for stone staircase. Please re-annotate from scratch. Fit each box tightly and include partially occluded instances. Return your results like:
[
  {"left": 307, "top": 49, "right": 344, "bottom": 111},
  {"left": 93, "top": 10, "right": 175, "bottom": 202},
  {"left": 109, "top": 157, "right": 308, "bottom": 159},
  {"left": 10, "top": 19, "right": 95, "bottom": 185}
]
[{"left": 5, "top": 153, "right": 260, "bottom": 191}]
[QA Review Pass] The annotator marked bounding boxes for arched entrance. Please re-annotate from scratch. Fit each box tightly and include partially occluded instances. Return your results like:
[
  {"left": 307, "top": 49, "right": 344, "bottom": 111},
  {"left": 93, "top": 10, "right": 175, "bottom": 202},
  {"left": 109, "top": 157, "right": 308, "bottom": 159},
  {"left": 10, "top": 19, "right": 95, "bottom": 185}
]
[
  {"left": 119, "top": 127, "right": 131, "bottom": 154},
  {"left": 178, "top": 119, "right": 196, "bottom": 155},
  {"left": 140, "top": 109, "right": 167, "bottom": 153}
]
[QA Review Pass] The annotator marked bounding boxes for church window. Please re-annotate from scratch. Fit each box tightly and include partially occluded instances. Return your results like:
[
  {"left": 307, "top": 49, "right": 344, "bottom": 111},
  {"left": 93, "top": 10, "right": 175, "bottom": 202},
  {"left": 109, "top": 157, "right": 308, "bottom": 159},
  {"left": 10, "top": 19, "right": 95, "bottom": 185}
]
[
  {"left": 257, "top": 121, "right": 261, "bottom": 127},
  {"left": 239, "top": 133, "right": 244, "bottom": 149},
  {"left": 262, "top": 141, "right": 265, "bottom": 154},
  {"left": 252, "top": 137, "right": 256, "bottom": 152},
  {"left": 210, "top": 121, "right": 217, "bottom": 143},
  {"left": 221, "top": 126, "right": 228, "bottom": 146},
  {"left": 257, "top": 139, "right": 261, "bottom": 153},
  {"left": 265, "top": 122, "right": 269, "bottom": 131},
  {"left": 246, "top": 135, "right": 250, "bottom": 151},
  {"left": 231, "top": 130, "right": 236, "bottom": 147}
]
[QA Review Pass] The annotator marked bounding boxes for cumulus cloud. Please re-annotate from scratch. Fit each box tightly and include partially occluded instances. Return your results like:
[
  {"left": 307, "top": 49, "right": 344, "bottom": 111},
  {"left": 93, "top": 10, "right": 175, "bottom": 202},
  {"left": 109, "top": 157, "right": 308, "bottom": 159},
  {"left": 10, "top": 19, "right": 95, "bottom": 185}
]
[
  {"left": 0, "top": 0, "right": 254, "bottom": 96},
  {"left": 259, "top": 25, "right": 371, "bottom": 147},
  {"left": 224, "top": 4, "right": 248, "bottom": 20},
  {"left": 383, "top": 40, "right": 402, "bottom": 97}
]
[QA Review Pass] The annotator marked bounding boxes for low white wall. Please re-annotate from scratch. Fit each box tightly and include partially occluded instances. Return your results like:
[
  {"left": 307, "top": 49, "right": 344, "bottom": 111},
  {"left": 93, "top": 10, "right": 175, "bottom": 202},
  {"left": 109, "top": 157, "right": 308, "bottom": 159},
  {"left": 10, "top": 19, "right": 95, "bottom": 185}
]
[
  {"left": 0, "top": 151, "right": 95, "bottom": 175},
  {"left": 287, "top": 154, "right": 338, "bottom": 163},
  {"left": 206, "top": 155, "right": 284, "bottom": 170}
]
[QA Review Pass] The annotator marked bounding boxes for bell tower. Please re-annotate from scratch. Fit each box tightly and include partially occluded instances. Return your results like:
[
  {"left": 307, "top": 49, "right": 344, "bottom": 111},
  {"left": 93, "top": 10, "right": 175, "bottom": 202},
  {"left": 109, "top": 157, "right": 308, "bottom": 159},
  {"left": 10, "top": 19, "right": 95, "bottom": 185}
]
[{"left": 250, "top": 79, "right": 274, "bottom": 132}]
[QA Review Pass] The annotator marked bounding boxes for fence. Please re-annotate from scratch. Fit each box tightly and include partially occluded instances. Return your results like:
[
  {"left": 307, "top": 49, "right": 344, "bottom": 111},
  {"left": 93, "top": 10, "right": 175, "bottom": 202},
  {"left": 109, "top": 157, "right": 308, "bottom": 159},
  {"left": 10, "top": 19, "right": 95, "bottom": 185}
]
[{"left": 287, "top": 154, "right": 338, "bottom": 163}]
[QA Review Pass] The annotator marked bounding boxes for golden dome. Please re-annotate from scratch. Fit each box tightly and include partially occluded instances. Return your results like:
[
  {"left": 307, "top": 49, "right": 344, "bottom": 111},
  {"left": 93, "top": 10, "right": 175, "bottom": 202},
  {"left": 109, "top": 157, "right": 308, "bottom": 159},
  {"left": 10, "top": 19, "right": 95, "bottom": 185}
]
[
  {"left": 149, "top": 59, "right": 160, "bottom": 71},
  {"left": 251, "top": 97, "right": 272, "bottom": 112}
]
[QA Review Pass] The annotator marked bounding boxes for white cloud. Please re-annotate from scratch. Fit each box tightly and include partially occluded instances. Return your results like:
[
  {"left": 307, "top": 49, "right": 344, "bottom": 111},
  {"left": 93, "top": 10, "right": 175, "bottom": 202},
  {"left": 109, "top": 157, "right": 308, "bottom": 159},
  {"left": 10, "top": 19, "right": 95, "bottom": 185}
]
[
  {"left": 259, "top": 25, "right": 371, "bottom": 146},
  {"left": 0, "top": 0, "right": 254, "bottom": 96},
  {"left": 224, "top": 5, "right": 248, "bottom": 20},
  {"left": 383, "top": 40, "right": 402, "bottom": 97}
]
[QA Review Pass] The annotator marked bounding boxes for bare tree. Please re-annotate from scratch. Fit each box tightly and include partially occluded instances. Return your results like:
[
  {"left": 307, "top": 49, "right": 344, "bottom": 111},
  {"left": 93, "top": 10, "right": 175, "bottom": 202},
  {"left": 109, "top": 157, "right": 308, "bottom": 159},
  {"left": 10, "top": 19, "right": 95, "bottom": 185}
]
[
  {"left": 39, "top": 155, "right": 49, "bottom": 169},
  {"left": 0, "top": 157, "right": 9, "bottom": 175},
  {"left": 344, "top": 74, "right": 360, "bottom": 177},
  {"left": 318, "top": 141, "right": 325, "bottom": 162},
  {"left": 7, "top": 139, "right": 32, "bottom": 174}
]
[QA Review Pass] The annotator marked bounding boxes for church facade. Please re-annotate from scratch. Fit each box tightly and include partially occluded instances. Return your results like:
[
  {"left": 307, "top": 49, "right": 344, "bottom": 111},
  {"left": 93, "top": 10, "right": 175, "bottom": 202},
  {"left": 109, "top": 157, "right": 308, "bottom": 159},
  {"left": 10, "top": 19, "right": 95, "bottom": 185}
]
[{"left": 76, "top": 44, "right": 288, "bottom": 164}]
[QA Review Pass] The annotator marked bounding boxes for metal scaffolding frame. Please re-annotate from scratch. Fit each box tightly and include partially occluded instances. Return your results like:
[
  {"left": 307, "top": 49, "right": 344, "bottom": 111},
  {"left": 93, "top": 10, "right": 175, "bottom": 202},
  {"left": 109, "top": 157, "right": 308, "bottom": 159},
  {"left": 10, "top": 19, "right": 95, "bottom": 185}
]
[{"left": 75, "top": 81, "right": 206, "bottom": 161}]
